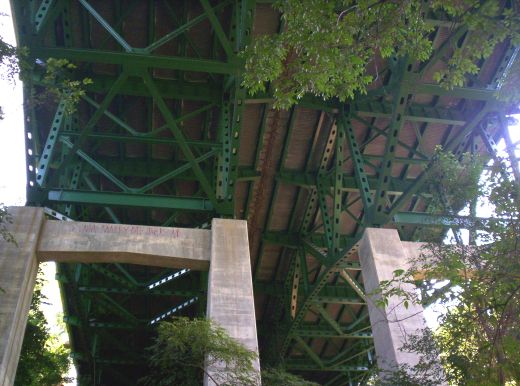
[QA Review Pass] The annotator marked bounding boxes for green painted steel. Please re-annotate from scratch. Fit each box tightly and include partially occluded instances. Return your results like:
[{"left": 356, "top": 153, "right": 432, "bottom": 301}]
[{"left": 11, "top": 0, "right": 517, "bottom": 384}]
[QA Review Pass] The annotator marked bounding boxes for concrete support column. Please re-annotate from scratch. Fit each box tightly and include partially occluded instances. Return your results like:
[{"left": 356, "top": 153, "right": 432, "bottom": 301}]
[
  {"left": 205, "top": 219, "right": 260, "bottom": 385},
  {"left": 359, "top": 228, "right": 429, "bottom": 373},
  {"left": 0, "top": 207, "right": 45, "bottom": 386}
]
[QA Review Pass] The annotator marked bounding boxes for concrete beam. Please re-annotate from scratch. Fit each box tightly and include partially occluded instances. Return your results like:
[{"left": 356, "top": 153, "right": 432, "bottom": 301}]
[
  {"left": 0, "top": 207, "right": 44, "bottom": 386},
  {"left": 205, "top": 218, "right": 261, "bottom": 385},
  {"left": 37, "top": 220, "right": 211, "bottom": 270}
]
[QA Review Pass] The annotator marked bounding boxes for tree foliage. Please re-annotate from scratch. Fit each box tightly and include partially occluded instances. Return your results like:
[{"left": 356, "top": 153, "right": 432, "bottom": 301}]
[
  {"left": 376, "top": 151, "right": 520, "bottom": 385},
  {"left": 422, "top": 147, "right": 483, "bottom": 218},
  {"left": 14, "top": 270, "right": 71, "bottom": 386},
  {"left": 142, "top": 317, "right": 318, "bottom": 386},
  {"left": 0, "top": 28, "right": 91, "bottom": 115},
  {"left": 0, "top": 204, "right": 16, "bottom": 246},
  {"left": 262, "top": 367, "right": 320, "bottom": 386},
  {"left": 141, "top": 317, "right": 260, "bottom": 386},
  {"left": 242, "top": 0, "right": 520, "bottom": 109},
  {"left": 36, "top": 58, "right": 93, "bottom": 115}
]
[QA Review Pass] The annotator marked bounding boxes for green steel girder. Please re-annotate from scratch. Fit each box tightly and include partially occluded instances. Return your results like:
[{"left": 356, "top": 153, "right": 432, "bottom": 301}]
[
  {"left": 64, "top": 315, "right": 140, "bottom": 330},
  {"left": 276, "top": 170, "right": 427, "bottom": 196},
  {"left": 28, "top": 188, "right": 218, "bottom": 212},
  {"left": 386, "top": 104, "right": 494, "bottom": 221},
  {"left": 200, "top": 0, "right": 234, "bottom": 58},
  {"left": 331, "top": 118, "right": 345, "bottom": 255},
  {"left": 13, "top": 2, "right": 259, "bottom": 384},
  {"left": 143, "top": 73, "right": 216, "bottom": 190},
  {"left": 145, "top": 0, "right": 234, "bottom": 54},
  {"left": 30, "top": 47, "right": 240, "bottom": 74},
  {"left": 73, "top": 158, "right": 256, "bottom": 183},
  {"left": 393, "top": 212, "right": 503, "bottom": 229},
  {"left": 78, "top": 0, "right": 132, "bottom": 52},
  {"left": 34, "top": 0, "right": 60, "bottom": 35},
  {"left": 248, "top": 82, "right": 501, "bottom": 108},
  {"left": 36, "top": 100, "right": 66, "bottom": 186},
  {"left": 404, "top": 80, "right": 500, "bottom": 101},
  {"left": 216, "top": 0, "right": 255, "bottom": 207},
  {"left": 294, "top": 336, "right": 325, "bottom": 369},
  {"left": 263, "top": 231, "right": 360, "bottom": 253},
  {"left": 216, "top": 100, "right": 233, "bottom": 200},
  {"left": 72, "top": 355, "right": 143, "bottom": 366},
  {"left": 60, "top": 131, "right": 221, "bottom": 149},
  {"left": 339, "top": 111, "right": 373, "bottom": 215},
  {"left": 60, "top": 137, "right": 129, "bottom": 192},
  {"left": 77, "top": 286, "right": 203, "bottom": 298},
  {"left": 278, "top": 46, "right": 511, "bottom": 365},
  {"left": 350, "top": 113, "right": 430, "bottom": 161},
  {"left": 355, "top": 101, "right": 467, "bottom": 126},
  {"left": 312, "top": 289, "right": 365, "bottom": 306},
  {"left": 13, "top": 1, "right": 518, "bottom": 383},
  {"left": 285, "top": 359, "right": 369, "bottom": 372},
  {"left": 53, "top": 72, "right": 130, "bottom": 179},
  {"left": 418, "top": 25, "right": 468, "bottom": 77},
  {"left": 313, "top": 304, "right": 345, "bottom": 336},
  {"left": 316, "top": 176, "right": 335, "bottom": 253},
  {"left": 371, "top": 58, "right": 411, "bottom": 225},
  {"left": 292, "top": 325, "right": 372, "bottom": 339},
  {"left": 31, "top": 70, "right": 221, "bottom": 102}
]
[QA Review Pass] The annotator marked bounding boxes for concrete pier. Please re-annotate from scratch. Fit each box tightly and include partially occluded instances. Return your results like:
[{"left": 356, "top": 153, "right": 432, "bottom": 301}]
[
  {"left": 0, "top": 207, "right": 261, "bottom": 386},
  {"left": 205, "top": 218, "right": 260, "bottom": 385},
  {"left": 359, "top": 228, "right": 431, "bottom": 374},
  {"left": 0, "top": 207, "right": 44, "bottom": 386}
]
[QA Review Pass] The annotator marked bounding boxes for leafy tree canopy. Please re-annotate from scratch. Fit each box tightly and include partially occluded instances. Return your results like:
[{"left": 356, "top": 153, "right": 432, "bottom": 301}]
[
  {"left": 0, "top": 30, "right": 91, "bottom": 115},
  {"left": 242, "top": 0, "right": 520, "bottom": 109},
  {"left": 141, "top": 317, "right": 260, "bottom": 386},
  {"left": 375, "top": 151, "right": 520, "bottom": 385},
  {"left": 142, "top": 317, "right": 319, "bottom": 386}
]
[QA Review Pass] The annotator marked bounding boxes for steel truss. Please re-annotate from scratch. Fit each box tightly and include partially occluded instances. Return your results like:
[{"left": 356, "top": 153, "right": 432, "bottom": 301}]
[{"left": 11, "top": 0, "right": 518, "bottom": 384}]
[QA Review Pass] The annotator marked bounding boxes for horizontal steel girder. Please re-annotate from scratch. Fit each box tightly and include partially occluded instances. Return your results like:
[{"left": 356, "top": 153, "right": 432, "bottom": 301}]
[
  {"left": 285, "top": 360, "right": 369, "bottom": 372},
  {"left": 30, "top": 47, "right": 240, "bottom": 74},
  {"left": 28, "top": 188, "right": 219, "bottom": 212},
  {"left": 32, "top": 71, "right": 221, "bottom": 102},
  {"left": 392, "top": 211, "right": 500, "bottom": 228},
  {"left": 262, "top": 231, "right": 359, "bottom": 251},
  {"left": 292, "top": 325, "right": 372, "bottom": 339},
  {"left": 276, "top": 170, "right": 429, "bottom": 196},
  {"left": 77, "top": 286, "right": 202, "bottom": 298}
]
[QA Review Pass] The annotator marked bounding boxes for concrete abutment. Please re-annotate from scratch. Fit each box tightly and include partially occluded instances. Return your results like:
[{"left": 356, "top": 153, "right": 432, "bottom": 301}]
[{"left": 1, "top": 208, "right": 447, "bottom": 385}]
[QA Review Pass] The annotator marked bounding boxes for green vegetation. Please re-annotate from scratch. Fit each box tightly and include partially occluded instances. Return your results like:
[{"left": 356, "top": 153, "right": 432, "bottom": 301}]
[
  {"left": 36, "top": 58, "right": 93, "bottom": 115},
  {"left": 141, "top": 317, "right": 260, "bottom": 386},
  {"left": 262, "top": 367, "right": 320, "bottom": 386},
  {"left": 0, "top": 204, "right": 15, "bottom": 246},
  {"left": 376, "top": 150, "right": 520, "bottom": 385},
  {"left": 242, "top": 0, "right": 520, "bottom": 109},
  {"left": 1, "top": 30, "right": 91, "bottom": 115},
  {"left": 142, "top": 317, "right": 318, "bottom": 386}
]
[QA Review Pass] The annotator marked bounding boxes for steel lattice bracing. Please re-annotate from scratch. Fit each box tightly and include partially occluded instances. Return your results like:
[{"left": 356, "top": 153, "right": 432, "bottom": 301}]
[{"left": 10, "top": 1, "right": 518, "bottom": 385}]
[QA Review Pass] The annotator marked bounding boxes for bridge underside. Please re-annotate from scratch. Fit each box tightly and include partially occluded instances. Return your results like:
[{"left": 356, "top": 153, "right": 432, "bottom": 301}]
[{"left": 11, "top": 1, "right": 518, "bottom": 385}]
